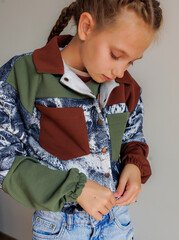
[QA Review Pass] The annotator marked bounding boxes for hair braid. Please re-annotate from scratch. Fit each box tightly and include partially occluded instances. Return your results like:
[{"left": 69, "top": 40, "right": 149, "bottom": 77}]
[
  {"left": 120, "top": 0, "right": 162, "bottom": 30},
  {"left": 47, "top": 0, "right": 163, "bottom": 42},
  {"left": 152, "top": 0, "right": 162, "bottom": 29},
  {"left": 47, "top": 2, "right": 76, "bottom": 43}
]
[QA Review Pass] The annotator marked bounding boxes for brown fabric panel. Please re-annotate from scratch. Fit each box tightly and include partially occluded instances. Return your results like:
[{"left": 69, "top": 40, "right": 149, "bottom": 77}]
[
  {"left": 36, "top": 105, "right": 90, "bottom": 160},
  {"left": 106, "top": 83, "right": 126, "bottom": 107},
  {"left": 106, "top": 71, "right": 141, "bottom": 113},
  {"left": 120, "top": 141, "right": 151, "bottom": 184},
  {"left": 33, "top": 35, "right": 73, "bottom": 75},
  {"left": 125, "top": 72, "right": 141, "bottom": 113}
]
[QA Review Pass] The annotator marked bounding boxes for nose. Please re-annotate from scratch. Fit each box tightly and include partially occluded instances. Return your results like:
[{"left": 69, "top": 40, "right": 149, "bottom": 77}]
[{"left": 112, "top": 63, "right": 127, "bottom": 79}]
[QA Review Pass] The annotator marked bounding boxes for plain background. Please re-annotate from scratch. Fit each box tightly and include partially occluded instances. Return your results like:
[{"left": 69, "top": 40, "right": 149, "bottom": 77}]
[{"left": 0, "top": 0, "right": 178, "bottom": 239}]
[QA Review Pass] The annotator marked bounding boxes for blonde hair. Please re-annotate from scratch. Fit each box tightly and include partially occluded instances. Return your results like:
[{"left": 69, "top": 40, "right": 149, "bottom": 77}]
[{"left": 47, "top": 0, "right": 163, "bottom": 42}]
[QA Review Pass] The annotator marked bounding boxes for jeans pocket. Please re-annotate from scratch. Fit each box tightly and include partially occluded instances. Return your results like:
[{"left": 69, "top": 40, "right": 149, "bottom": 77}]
[
  {"left": 32, "top": 213, "right": 65, "bottom": 239},
  {"left": 113, "top": 206, "right": 133, "bottom": 231}
]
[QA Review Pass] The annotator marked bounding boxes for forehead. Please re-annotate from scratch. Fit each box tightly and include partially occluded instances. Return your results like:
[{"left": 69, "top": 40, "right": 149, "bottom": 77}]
[{"left": 99, "top": 9, "right": 154, "bottom": 56}]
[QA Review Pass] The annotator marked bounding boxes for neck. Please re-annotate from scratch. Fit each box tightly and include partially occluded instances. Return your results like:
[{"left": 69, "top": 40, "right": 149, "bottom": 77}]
[{"left": 61, "top": 35, "right": 85, "bottom": 71}]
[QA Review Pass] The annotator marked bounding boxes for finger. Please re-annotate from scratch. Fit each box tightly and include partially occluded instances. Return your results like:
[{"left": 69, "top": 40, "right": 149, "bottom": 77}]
[
  {"left": 110, "top": 194, "right": 117, "bottom": 206},
  {"left": 105, "top": 201, "right": 114, "bottom": 210},
  {"left": 115, "top": 188, "right": 134, "bottom": 205},
  {"left": 116, "top": 198, "right": 136, "bottom": 206},
  {"left": 118, "top": 195, "right": 138, "bottom": 206},
  {"left": 116, "top": 181, "right": 141, "bottom": 204},
  {"left": 116, "top": 190, "right": 138, "bottom": 206},
  {"left": 93, "top": 211, "right": 103, "bottom": 221},
  {"left": 115, "top": 177, "right": 127, "bottom": 197},
  {"left": 99, "top": 207, "right": 109, "bottom": 215},
  {"left": 108, "top": 194, "right": 116, "bottom": 207},
  {"left": 130, "top": 196, "right": 138, "bottom": 204},
  {"left": 114, "top": 181, "right": 126, "bottom": 197}
]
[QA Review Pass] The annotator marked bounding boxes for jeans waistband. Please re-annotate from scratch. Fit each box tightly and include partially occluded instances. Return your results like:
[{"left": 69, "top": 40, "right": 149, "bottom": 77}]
[
  {"left": 63, "top": 208, "right": 116, "bottom": 230},
  {"left": 36, "top": 206, "right": 121, "bottom": 230}
]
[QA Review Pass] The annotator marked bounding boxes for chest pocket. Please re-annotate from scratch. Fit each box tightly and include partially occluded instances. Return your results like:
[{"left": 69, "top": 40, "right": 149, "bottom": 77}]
[
  {"left": 107, "top": 112, "right": 130, "bottom": 162},
  {"left": 36, "top": 105, "right": 90, "bottom": 160}
]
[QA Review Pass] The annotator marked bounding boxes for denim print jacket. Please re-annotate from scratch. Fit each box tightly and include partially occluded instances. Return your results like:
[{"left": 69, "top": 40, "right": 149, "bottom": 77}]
[{"left": 0, "top": 35, "right": 151, "bottom": 212}]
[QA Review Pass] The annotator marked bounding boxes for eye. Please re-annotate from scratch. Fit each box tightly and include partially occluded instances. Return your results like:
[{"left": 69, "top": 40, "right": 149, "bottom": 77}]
[{"left": 111, "top": 52, "right": 120, "bottom": 60}]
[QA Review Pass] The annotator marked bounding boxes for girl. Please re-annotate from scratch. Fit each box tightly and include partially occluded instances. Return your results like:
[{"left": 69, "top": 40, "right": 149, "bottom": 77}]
[{"left": 0, "top": 0, "right": 163, "bottom": 239}]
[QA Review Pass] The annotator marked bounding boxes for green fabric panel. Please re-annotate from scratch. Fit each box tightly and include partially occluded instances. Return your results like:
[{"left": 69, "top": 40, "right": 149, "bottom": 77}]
[
  {"left": 107, "top": 112, "right": 130, "bottom": 162},
  {"left": 87, "top": 81, "right": 100, "bottom": 97},
  {"left": 37, "top": 73, "right": 87, "bottom": 99},
  {"left": 37, "top": 74, "right": 100, "bottom": 99},
  {"left": 6, "top": 55, "right": 40, "bottom": 115},
  {"left": 2, "top": 156, "right": 87, "bottom": 212},
  {"left": 6, "top": 55, "right": 99, "bottom": 114}
]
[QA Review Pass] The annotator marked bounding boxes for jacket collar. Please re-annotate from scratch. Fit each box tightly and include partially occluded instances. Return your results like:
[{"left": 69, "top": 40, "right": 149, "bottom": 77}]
[
  {"left": 33, "top": 35, "right": 73, "bottom": 75},
  {"left": 32, "top": 35, "right": 131, "bottom": 84}
]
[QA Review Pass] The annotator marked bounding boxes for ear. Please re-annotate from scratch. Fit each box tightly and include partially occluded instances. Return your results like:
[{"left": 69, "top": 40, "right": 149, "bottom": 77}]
[{"left": 78, "top": 12, "right": 95, "bottom": 40}]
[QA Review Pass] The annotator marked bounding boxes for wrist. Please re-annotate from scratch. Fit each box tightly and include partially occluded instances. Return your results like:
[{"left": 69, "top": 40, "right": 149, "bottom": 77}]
[{"left": 123, "top": 163, "right": 141, "bottom": 179}]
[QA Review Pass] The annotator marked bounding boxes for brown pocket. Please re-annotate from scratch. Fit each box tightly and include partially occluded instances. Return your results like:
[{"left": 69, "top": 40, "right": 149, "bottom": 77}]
[{"left": 36, "top": 105, "right": 90, "bottom": 160}]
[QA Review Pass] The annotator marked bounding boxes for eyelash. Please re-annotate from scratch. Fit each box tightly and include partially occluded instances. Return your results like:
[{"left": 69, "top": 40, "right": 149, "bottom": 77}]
[
  {"left": 129, "top": 61, "right": 134, "bottom": 66},
  {"left": 111, "top": 52, "right": 134, "bottom": 66},
  {"left": 111, "top": 52, "right": 119, "bottom": 60}
]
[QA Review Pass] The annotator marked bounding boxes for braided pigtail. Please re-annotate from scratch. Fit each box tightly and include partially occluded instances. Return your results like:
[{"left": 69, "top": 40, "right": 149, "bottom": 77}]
[
  {"left": 151, "top": 0, "right": 162, "bottom": 30},
  {"left": 47, "top": 2, "right": 76, "bottom": 43},
  {"left": 47, "top": 0, "right": 163, "bottom": 43},
  {"left": 120, "top": 0, "right": 162, "bottom": 31},
  {"left": 139, "top": 0, "right": 163, "bottom": 30}
]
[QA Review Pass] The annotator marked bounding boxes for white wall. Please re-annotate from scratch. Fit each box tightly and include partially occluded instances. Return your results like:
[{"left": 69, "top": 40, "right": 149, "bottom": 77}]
[
  {"left": 0, "top": 0, "right": 178, "bottom": 239},
  {"left": 129, "top": 1, "right": 179, "bottom": 239}
]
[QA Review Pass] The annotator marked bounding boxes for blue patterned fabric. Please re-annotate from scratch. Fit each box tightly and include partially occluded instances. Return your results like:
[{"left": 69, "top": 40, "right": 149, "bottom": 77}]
[
  {"left": 0, "top": 55, "right": 29, "bottom": 185},
  {"left": 122, "top": 94, "right": 146, "bottom": 145}
]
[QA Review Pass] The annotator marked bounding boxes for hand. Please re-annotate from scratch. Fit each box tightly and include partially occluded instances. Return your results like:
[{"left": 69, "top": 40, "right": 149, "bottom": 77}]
[
  {"left": 115, "top": 164, "right": 141, "bottom": 206},
  {"left": 76, "top": 179, "right": 116, "bottom": 221}
]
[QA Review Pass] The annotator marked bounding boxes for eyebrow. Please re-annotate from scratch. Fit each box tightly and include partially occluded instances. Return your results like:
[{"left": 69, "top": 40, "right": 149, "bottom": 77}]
[{"left": 112, "top": 48, "right": 143, "bottom": 61}]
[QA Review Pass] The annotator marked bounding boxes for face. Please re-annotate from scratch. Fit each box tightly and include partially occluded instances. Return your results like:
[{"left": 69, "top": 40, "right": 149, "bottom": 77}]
[{"left": 79, "top": 9, "right": 155, "bottom": 83}]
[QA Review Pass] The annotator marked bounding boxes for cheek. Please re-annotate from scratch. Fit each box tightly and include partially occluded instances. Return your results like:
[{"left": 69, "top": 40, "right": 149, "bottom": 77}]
[{"left": 86, "top": 46, "right": 111, "bottom": 72}]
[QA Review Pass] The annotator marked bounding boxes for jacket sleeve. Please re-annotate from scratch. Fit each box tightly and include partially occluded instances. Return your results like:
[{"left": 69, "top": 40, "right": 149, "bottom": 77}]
[
  {"left": 0, "top": 57, "right": 87, "bottom": 211},
  {"left": 120, "top": 92, "right": 151, "bottom": 183}
]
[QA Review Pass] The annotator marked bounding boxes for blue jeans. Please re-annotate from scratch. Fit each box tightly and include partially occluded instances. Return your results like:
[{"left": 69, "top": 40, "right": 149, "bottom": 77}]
[{"left": 32, "top": 206, "right": 134, "bottom": 240}]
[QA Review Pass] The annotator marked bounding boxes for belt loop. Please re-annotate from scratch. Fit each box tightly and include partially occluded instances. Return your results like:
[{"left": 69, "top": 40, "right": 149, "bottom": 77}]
[
  {"left": 66, "top": 214, "right": 73, "bottom": 230},
  {"left": 90, "top": 215, "right": 95, "bottom": 228},
  {"left": 109, "top": 209, "right": 115, "bottom": 224}
]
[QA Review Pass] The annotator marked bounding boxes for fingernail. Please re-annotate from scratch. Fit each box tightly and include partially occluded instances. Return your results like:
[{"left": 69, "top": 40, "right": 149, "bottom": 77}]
[{"left": 114, "top": 193, "right": 121, "bottom": 199}]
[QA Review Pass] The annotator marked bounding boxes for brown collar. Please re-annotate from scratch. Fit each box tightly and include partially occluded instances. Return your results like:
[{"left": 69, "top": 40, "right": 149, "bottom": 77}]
[
  {"left": 33, "top": 35, "right": 131, "bottom": 84},
  {"left": 33, "top": 35, "right": 73, "bottom": 75}
]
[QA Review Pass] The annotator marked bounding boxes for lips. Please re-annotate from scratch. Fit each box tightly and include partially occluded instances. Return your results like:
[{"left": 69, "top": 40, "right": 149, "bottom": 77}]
[{"left": 102, "top": 74, "right": 113, "bottom": 81}]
